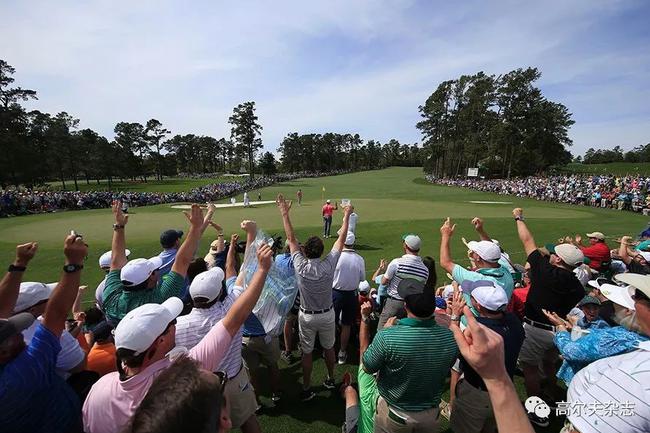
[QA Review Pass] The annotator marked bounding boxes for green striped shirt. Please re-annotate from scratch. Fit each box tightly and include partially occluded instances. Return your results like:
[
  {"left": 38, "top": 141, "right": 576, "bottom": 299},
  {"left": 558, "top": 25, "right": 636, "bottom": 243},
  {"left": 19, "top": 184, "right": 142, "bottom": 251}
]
[
  {"left": 102, "top": 270, "right": 186, "bottom": 324},
  {"left": 362, "top": 317, "right": 458, "bottom": 412}
]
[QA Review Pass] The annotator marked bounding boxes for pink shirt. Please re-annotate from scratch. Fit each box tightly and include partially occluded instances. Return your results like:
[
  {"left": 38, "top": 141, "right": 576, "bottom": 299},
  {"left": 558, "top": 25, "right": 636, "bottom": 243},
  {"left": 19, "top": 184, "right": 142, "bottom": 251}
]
[
  {"left": 82, "top": 321, "right": 232, "bottom": 433},
  {"left": 322, "top": 204, "right": 335, "bottom": 217}
]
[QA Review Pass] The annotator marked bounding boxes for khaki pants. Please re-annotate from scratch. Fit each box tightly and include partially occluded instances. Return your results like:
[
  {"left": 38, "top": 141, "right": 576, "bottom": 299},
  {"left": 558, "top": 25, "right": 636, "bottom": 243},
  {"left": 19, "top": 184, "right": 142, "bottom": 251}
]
[
  {"left": 223, "top": 365, "right": 258, "bottom": 428},
  {"left": 450, "top": 380, "right": 496, "bottom": 433},
  {"left": 374, "top": 396, "right": 439, "bottom": 433}
]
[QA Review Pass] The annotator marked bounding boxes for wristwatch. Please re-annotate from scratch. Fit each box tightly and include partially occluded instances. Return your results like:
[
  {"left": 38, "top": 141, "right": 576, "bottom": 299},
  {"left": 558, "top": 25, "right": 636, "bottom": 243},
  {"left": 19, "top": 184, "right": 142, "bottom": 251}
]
[
  {"left": 8, "top": 264, "right": 26, "bottom": 272},
  {"left": 113, "top": 223, "right": 125, "bottom": 230},
  {"left": 450, "top": 314, "right": 461, "bottom": 322},
  {"left": 63, "top": 264, "right": 84, "bottom": 273},
  {"left": 514, "top": 216, "right": 525, "bottom": 221}
]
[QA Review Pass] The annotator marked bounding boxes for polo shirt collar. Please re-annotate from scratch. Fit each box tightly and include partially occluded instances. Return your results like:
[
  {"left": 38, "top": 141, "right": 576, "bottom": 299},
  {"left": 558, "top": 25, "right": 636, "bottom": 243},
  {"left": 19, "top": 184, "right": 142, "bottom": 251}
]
[{"left": 399, "top": 317, "right": 436, "bottom": 327}]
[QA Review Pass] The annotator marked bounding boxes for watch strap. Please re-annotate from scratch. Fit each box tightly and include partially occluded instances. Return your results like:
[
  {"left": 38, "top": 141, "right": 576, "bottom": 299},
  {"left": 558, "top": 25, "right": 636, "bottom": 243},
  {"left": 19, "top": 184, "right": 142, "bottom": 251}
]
[
  {"left": 8, "top": 264, "right": 26, "bottom": 272},
  {"left": 63, "top": 264, "right": 84, "bottom": 273}
]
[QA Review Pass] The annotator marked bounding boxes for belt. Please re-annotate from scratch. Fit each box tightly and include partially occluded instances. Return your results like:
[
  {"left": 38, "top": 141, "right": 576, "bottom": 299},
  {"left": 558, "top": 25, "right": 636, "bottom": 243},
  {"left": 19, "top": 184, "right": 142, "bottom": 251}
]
[
  {"left": 332, "top": 288, "right": 356, "bottom": 293},
  {"left": 300, "top": 306, "right": 332, "bottom": 315},
  {"left": 387, "top": 295, "right": 404, "bottom": 302},
  {"left": 243, "top": 334, "right": 266, "bottom": 338},
  {"left": 523, "top": 317, "right": 556, "bottom": 332}
]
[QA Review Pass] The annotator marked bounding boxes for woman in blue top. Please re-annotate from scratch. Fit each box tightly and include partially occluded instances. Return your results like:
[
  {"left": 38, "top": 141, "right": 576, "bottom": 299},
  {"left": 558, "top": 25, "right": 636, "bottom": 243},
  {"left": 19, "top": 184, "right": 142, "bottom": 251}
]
[{"left": 544, "top": 283, "right": 648, "bottom": 385}]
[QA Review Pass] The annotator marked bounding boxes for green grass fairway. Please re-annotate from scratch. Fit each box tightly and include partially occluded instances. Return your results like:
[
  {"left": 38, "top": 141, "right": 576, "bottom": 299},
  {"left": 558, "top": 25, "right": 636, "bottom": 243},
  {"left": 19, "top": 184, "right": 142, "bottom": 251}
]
[
  {"left": 47, "top": 176, "right": 242, "bottom": 192},
  {"left": 561, "top": 162, "right": 650, "bottom": 176},
  {"left": 1, "top": 167, "right": 646, "bottom": 433}
]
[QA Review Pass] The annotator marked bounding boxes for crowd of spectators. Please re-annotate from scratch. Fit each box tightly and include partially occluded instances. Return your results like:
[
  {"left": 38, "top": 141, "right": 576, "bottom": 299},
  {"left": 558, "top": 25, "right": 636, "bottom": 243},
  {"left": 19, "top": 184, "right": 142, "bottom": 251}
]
[
  {"left": 2, "top": 192, "right": 649, "bottom": 433},
  {"left": 429, "top": 174, "right": 650, "bottom": 213},
  {"left": 0, "top": 170, "right": 349, "bottom": 217}
]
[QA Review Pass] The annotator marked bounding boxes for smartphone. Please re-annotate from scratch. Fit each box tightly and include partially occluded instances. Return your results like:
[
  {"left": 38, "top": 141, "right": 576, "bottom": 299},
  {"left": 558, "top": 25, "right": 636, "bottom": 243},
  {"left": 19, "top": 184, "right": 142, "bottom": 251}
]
[
  {"left": 70, "top": 230, "right": 83, "bottom": 238},
  {"left": 341, "top": 198, "right": 350, "bottom": 206}
]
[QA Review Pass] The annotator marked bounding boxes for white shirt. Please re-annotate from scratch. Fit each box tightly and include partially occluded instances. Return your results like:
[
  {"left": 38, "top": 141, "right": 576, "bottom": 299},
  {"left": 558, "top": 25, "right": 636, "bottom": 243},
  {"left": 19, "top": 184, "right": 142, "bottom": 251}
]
[
  {"left": 175, "top": 277, "right": 244, "bottom": 377},
  {"left": 23, "top": 317, "right": 85, "bottom": 379},
  {"left": 348, "top": 213, "right": 358, "bottom": 234},
  {"left": 332, "top": 249, "right": 365, "bottom": 292},
  {"left": 567, "top": 346, "right": 650, "bottom": 433}
]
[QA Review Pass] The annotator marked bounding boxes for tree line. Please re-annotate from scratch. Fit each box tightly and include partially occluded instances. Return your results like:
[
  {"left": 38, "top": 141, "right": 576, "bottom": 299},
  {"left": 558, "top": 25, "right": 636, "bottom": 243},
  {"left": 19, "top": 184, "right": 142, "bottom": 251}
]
[
  {"left": 577, "top": 143, "right": 650, "bottom": 165},
  {"left": 0, "top": 60, "right": 265, "bottom": 189},
  {"left": 417, "top": 67, "right": 574, "bottom": 178}
]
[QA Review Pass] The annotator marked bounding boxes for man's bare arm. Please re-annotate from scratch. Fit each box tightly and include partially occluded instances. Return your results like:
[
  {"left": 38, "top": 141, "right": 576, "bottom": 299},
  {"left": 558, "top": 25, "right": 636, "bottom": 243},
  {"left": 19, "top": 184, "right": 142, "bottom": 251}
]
[{"left": 0, "top": 242, "right": 38, "bottom": 317}]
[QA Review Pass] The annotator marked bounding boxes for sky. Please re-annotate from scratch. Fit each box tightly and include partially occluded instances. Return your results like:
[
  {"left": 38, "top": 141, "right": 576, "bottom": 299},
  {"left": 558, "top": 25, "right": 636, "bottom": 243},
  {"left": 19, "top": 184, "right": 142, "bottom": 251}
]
[{"left": 1, "top": 0, "right": 649, "bottom": 157}]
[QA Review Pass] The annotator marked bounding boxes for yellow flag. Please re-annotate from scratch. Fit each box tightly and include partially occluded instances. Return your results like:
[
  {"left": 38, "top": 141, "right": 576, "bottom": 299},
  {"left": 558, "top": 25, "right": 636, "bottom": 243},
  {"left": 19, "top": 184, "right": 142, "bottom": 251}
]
[{"left": 322, "top": 186, "right": 326, "bottom": 192}]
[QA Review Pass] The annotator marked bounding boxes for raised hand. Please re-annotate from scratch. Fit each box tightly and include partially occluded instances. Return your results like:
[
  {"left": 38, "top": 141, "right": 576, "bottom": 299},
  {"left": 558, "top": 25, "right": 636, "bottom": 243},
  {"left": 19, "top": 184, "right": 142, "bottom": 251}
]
[
  {"left": 15, "top": 242, "right": 38, "bottom": 266},
  {"left": 471, "top": 217, "right": 484, "bottom": 231},
  {"left": 64, "top": 233, "right": 88, "bottom": 265},
  {"left": 200, "top": 203, "right": 216, "bottom": 231},
  {"left": 240, "top": 220, "right": 257, "bottom": 234},
  {"left": 343, "top": 205, "right": 353, "bottom": 217},
  {"left": 512, "top": 208, "right": 523, "bottom": 219},
  {"left": 209, "top": 221, "right": 223, "bottom": 233},
  {"left": 378, "top": 258, "right": 387, "bottom": 271},
  {"left": 230, "top": 233, "right": 239, "bottom": 245},
  {"left": 440, "top": 217, "right": 456, "bottom": 237},
  {"left": 183, "top": 204, "right": 205, "bottom": 230},
  {"left": 257, "top": 244, "right": 274, "bottom": 270},
  {"left": 575, "top": 234, "right": 582, "bottom": 244},
  {"left": 450, "top": 283, "right": 466, "bottom": 317},
  {"left": 276, "top": 194, "right": 292, "bottom": 215},
  {"left": 450, "top": 306, "right": 507, "bottom": 381},
  {"left": 360, "top": 301, "right": 373, "bottom": 318},
  {"left": 112, "top": 200, "right": 129, "bottom": 226}
]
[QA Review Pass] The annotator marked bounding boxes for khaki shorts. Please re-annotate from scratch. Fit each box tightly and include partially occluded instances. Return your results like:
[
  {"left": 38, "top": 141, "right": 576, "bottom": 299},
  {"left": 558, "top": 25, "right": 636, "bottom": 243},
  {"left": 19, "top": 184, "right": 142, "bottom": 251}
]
[
  {"left": 242, "top": 335, "right": 280, "bottom": 371},
  {"left": 450, "top": 379, "right": 496, "bottom": 433},
  {"left": 298, "top": 308, "right": 335, "bottom": 353},
  {"left": 374, "top": 396, "right": 439, "bottom": 433},
  {"left": 223, "top": 365, "right": 258, "bottom": 428},
  {"left": 518, "top": 322, "right": 558, "bottom": 367}
]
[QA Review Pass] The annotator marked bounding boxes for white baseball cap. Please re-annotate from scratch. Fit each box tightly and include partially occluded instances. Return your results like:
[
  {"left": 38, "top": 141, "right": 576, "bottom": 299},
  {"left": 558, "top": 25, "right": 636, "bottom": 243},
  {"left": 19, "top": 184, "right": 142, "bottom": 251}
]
[
  {"left": 120, "top": 256, "right": 164, "bottom": 287},
  {"left": 461, "top": 280, "right": 508, "bottom": 311},
  {"left": 586, "top": 232, "right": 605, "bottom": 240},
  {"left": 550, "top": 243, "right": 585, "bottom": 267},
  {"left": 402, "top": 234, "right": 421, "bottom": 251},
  {"left": 14, "top": 282, "right": 58, "bottom": 312},
  {"left": 189, "top": 267, "right": 225, "bottom": 303},
  {"left": 99, "top": 249, "right": 131, "bottom": 268},
  {"left": 599, "top": 283, "right": 635, "bottom": 310},
  {"left": 442, "top": 284, "right": 454, "bottom": 299},
  {"left": 464, "top": 239, "right": 501, "bottom": 262},
  {"left": 358, "top": 280, "right": 370, "bottom": 293},
  {"left": 345, "top": 232, "right": 356, "bottom": 246},
  {"left": 638, "top": 251, "right": 650, "bottom": 262},
  {"left": 114, "top": 297, "right": 183, "bottom": 355}
]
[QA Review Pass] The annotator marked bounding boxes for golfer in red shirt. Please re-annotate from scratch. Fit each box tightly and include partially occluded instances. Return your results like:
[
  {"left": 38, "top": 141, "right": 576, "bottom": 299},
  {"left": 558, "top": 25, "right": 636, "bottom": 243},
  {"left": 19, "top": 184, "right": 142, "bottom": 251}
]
[{"left": 322, "top": 200, "right": 338, "bottom": 238}]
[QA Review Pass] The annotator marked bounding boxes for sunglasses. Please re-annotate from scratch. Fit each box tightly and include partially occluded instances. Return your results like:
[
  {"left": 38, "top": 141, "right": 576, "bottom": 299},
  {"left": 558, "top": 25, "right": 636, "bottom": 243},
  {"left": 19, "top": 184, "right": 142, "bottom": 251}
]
[{"left": 214, "top": 370, "right": 229, "bottom": 395}]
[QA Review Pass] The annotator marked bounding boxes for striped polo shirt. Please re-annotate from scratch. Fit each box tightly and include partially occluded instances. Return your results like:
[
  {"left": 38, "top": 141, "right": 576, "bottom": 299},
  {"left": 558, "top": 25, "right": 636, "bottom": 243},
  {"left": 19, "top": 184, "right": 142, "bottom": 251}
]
[
  {"left": 384, "top": 254, "right": 429, "bottom": 299},
  {"left": 175, "top": 277, "right": 244, "bottom": 377},
  {"left": 567, "top": 345, "right": 650, "bottom": 433},
  {"left": 362, "top": 317, "right": 458, "bottom": 412}
]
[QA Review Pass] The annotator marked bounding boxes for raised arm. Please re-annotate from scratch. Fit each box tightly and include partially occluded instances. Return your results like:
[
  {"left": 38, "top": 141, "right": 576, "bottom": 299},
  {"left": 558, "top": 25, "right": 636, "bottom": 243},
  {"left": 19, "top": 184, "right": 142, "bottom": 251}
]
[
  {"left": 277, "top": 194, "right": 300, "bottom": 254},
  {"left": 359, "top": 301, "right": 373, "bottom": 357},
  {"left": 235, "top": 220, "right": 257, "bottom": 287},
  {"left": 171, "top": 203, "right": 214, "bottom": 277},
  {"left": 221, "top": 244, "right": 273, "bottom": 337},
  {"left": 225, "top": 233, "right": 240, "bottom": 280},
  {"left": 110, "top": 200, "right": 129, "bottom": 270},
  {"left": 472, "top": 217, "right": 491, "bottom": 241},
  {"left": 450, "top": 306, "right": 535, "bottom": 433},
  {"left": 210, "top": 222, "right": 225, "bottom": 253},
  {"left": 0, "top": 242, "right": 38, "bottom": 317},
  {"left": 439, "top": 217, "right": 457, "bottom": 273},
  {"left": 43, "top": 234, "right": 88, "bottom": 338},
  {"left": 332, "top": 205, "right": 352, "bottom": 252},
  {"left": 618, "top": 236, "right": 634, "bottom": 265},
  {"left": 372, "top": 259, "right": 387, "bottom": 282},
  {"left": 512, "top": 208, "right": 537, "bottom": 256}
]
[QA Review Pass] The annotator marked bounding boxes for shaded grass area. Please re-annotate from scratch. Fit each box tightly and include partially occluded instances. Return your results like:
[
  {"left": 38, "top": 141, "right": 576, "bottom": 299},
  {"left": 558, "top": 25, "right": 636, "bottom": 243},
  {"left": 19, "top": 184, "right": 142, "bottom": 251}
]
[
  {"left": 0, "top": 167, "right": 645, "bottom": 432},
  {"left": 560, "top": 162, "right": 650, "bottom": 176},
  {"left": 45, "top": 176, "right": 241, "bottom": 192}
]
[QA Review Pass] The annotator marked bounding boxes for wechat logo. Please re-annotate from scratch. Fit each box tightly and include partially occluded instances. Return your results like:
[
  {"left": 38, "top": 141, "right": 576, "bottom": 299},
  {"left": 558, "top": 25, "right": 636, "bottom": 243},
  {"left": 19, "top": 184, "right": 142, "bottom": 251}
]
[{"left": 525, "top": 396, "right": 551, "bottom": 418}]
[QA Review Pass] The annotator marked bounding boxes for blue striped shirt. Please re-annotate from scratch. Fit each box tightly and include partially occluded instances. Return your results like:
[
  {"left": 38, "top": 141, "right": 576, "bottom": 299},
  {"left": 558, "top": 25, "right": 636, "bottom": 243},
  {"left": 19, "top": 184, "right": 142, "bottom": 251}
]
[{"left": 0, "top": 323, "right": 80, "bottom": 433}]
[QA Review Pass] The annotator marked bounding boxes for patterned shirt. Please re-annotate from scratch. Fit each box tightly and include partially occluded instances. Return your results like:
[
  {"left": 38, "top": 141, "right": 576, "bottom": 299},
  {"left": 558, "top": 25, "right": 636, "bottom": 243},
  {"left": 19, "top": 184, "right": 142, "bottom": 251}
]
[
  {"left": 362, "top": 318, "right": 458, "bottom": 411},
  {"left": 175, "top": 277, "right": 244, "bottom": 377},
  {"left": 384, "top": 255, "right": 429, "bottom": 300}
]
